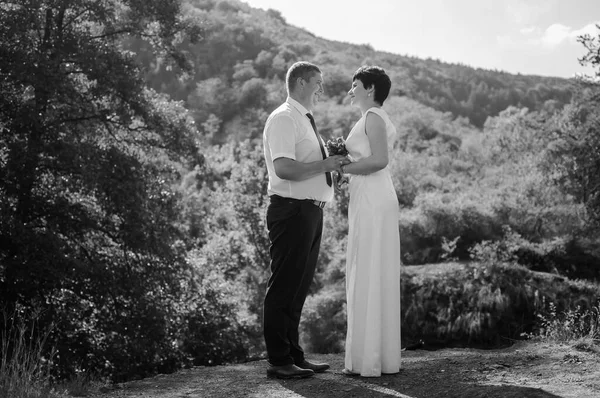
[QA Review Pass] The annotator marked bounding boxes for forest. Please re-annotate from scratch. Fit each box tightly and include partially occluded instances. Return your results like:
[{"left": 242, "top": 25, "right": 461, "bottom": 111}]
[{"left": 2, "top": 0, "right": 600, "bottom": 388}]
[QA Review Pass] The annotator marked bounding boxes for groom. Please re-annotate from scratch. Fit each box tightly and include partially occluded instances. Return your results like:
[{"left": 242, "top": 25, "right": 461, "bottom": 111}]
[{"left": 262, "top": 61, "right": 349, "bottom": 379}]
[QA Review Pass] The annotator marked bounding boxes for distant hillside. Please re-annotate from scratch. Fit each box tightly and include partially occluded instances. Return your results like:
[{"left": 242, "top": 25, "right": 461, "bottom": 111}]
[{"left": 127, "top": 0, "right": 576, "bottom": 138}]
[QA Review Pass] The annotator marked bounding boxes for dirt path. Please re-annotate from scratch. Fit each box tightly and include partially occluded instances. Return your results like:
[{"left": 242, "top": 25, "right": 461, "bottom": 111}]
[{"left": 94, "top": 341, "right": 600, "bottom": 398}]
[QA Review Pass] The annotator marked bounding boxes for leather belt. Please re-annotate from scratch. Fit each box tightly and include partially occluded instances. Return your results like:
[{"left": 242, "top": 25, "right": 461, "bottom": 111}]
[
  {"left": 270, "top": 195, "right": 327, "bottom": 209},
  {"left": 307, "top": 199, "right": 326, "bottom": 209}
]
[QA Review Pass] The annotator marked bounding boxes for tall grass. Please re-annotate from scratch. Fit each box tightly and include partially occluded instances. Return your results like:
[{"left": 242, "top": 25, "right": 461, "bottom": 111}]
[
  {"left": 531, "top": 300, "right": 600, "bottom": 345},
  {"left": 0, "top": 309, "right": 62, "bottom": 398}
]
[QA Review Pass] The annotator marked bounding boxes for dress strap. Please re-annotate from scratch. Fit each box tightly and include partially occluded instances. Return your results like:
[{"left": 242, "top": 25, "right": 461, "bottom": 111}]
[
  {"left": 363, "top": 107, "right": 386, "bottom": 135},
  {"left": 365, "top": 107, "right": 384, "bottom": 117}
]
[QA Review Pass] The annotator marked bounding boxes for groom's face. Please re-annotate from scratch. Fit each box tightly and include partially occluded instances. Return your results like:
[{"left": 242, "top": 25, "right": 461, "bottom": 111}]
[{"left": 301, "top": 72, "right": 324, "bottom": 110}]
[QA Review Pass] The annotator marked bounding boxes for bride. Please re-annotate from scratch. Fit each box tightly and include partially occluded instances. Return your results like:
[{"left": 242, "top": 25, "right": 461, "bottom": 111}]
[{"left": 338, "top": 66, "right": 401, "bottom": 377}]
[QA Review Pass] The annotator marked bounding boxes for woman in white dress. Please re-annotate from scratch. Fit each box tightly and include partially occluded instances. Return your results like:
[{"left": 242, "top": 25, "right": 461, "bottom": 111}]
[{"left": 339, "top": 66, "right": 401, "bottom": 377}]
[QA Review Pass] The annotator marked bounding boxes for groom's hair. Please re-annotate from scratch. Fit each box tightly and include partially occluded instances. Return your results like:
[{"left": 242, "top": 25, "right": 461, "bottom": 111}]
[
  {"left": 286, "top": 61, "right": 321, "bottom": 94},
  {"left": 353, "top": 66, "right": 391, "bottom": 105}
]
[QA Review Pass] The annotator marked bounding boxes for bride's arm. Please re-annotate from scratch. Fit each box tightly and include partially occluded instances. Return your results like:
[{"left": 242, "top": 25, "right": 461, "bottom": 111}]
[{"left": 341, "top": 113, "right": 388, "bottom": 175}]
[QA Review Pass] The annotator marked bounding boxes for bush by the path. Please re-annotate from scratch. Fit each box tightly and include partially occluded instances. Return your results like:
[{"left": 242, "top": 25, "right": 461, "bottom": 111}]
[{"left": 302, "top": 262, "right": 600, "bottom": 352}]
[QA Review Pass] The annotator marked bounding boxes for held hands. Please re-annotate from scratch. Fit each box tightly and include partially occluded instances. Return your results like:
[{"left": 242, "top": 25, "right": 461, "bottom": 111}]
[{"left": 324, "top": 155, "right": 351, "bottom": 173}]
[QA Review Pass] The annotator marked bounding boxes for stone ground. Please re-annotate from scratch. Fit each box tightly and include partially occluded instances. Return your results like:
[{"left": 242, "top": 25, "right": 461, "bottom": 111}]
[{"left": 91, "top": 340, "right": 600, "bottom": 398}]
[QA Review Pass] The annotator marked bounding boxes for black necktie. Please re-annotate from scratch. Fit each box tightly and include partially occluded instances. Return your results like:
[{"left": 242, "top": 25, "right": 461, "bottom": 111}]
[{"left": 306, "top": 113, "right": 332, "bottom": 187}]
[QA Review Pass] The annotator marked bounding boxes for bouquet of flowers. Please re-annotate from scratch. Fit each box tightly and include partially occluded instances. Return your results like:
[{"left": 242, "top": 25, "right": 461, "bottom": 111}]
[
  {"left": 326, "top": 137, "right": 349, "bottom": 156},
  {"left": 326, "top": 137, "right": 349, "bottom": 186}
]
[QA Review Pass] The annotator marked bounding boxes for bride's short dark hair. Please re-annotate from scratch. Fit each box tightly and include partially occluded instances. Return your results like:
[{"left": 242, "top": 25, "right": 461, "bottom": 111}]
[{"left": 352, "top": 66, "right": 391, "bottom": 105}]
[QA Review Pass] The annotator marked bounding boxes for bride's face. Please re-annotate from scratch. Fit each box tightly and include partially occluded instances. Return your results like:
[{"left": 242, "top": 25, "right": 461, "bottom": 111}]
[{"left": 348, "top": 79, "right": 369, "bottom": 108}]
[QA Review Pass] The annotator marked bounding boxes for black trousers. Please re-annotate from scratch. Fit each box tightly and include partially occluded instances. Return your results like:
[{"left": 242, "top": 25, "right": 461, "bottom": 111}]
[{"left": 263, "top": 195, "right": 323, "bottom": 366}]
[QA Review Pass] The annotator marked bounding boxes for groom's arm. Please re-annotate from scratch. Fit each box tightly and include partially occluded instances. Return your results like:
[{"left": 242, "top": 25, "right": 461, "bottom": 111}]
[
  {"left": 268, "top": 115, "right": 345, "bottom": 181},
  {"left": 274, "top": 157, "right": 343, "bottom": 181}
]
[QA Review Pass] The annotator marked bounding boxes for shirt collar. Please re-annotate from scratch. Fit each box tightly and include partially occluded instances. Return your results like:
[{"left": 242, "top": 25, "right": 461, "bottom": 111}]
[{"left": 286, "top": 97, "right": 311, "bottom": 117}]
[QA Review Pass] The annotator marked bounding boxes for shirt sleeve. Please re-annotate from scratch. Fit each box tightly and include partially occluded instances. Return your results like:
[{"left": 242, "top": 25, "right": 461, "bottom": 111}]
[{"left": 267, "top": 114, "right": 296, "bottom": 161}]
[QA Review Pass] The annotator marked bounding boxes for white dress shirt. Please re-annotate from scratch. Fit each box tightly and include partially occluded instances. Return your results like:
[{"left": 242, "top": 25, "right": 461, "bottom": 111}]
[{"left": 263, "top": 97, "right": 333, "bottom": 202}]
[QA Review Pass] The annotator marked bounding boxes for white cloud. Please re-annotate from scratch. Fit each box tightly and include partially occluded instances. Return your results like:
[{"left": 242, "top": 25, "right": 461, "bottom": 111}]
[
  {"left": 541, "top": 23, "right": 572, "bottom": 46},
  {"left": 541, "top": 22, "right": 599, "bottom": 47},
  {"left": 498, "top": 21, "right": 599, "bottom": 49},
  {"left": 572, "top": 22, "right": 600, "bottom": 38}
]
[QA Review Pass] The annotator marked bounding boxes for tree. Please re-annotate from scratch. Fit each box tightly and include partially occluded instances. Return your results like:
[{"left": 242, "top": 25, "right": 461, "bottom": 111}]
[
  {"left": 543, "top": 87, "right": 600, "bottom": 226},
  {"left": 578, "top": 24, "right": 600, "bottom": 81},
  {"left": 543, "top": 25, "right": 600, "bottom": 228},
  {"left": 0, "top": 0, "right": 208, "bottom": 380}
]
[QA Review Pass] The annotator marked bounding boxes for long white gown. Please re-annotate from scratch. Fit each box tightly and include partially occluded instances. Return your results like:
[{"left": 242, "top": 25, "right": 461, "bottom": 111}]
[{"left": 344, "top": 107, "right": 401, "bottom": 377}]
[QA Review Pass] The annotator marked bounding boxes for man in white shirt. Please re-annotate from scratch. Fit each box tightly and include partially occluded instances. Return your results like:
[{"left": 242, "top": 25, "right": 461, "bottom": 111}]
[{"left": 262, "top": 61, "right": 349, "bottom": 379}]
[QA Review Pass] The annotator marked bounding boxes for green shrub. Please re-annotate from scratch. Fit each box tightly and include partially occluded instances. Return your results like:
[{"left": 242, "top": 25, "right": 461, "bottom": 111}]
[
  {"left": 542, "top": 237, "right": 600, "bottom": 281},
  {"left": 300, "top": 287, "right": 347, "bottom": 354},
  {"left": 401, "top": 262, "right": 600, "bottom": 347},
  {"left": 299, "top": 260, "right": 600, "bottom": 353},
  {"left": 184, "top": 245, "right": 262, "bottom": 366},
  {"left": 470, "top": 227, "right": 600, "bottom": 282},
  {"left": 400, "top": 192, "right": 501, "bottom": 264}
]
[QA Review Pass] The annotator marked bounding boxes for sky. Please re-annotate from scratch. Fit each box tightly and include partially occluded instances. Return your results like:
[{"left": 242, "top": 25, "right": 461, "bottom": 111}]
[{"left": 242, "top": 0, "right": 600, "bottom": 78}]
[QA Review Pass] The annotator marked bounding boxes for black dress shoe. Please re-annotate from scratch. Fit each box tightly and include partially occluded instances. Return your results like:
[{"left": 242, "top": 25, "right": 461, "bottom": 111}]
[
  {"left": 296, "top": 359, "right": 330, "bottom": 373},
  {"left": 267, "top": 364, "right": 314, "bottom": 379}
]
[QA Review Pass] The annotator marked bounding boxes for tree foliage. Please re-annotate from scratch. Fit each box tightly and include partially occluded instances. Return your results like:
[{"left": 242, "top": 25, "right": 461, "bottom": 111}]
[
  {"left": 543, "top": 26, "right": 600, "bottom": 229},
  {"left": 0, "top": 0, "right": 250, "bottom": 382}
]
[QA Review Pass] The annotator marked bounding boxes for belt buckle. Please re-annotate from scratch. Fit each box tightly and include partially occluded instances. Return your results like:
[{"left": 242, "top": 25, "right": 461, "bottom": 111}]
[{"left": 317, "top": 200, "right": 326, "bottom": 209}]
